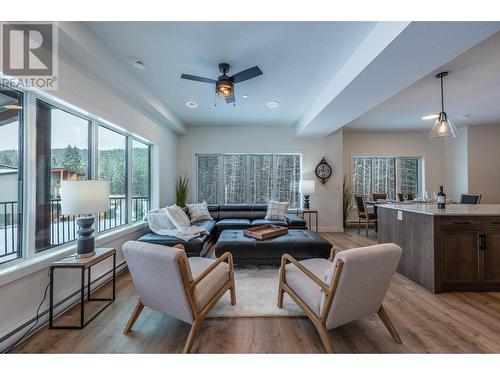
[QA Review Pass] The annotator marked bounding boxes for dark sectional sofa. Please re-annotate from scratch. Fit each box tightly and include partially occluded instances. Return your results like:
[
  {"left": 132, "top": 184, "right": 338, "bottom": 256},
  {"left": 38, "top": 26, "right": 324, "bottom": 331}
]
[{"left": 137, "top": 204, "right": 307, "bottom": 257}]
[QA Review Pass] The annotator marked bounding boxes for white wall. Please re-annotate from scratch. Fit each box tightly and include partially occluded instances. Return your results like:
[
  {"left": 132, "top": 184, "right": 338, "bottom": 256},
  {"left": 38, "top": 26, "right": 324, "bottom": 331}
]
[
  {"left": 443, "top": 127, "right": 469, "bottom": 202},
  {"left": 0, "top": 42, "right": 178, "bottom": 351},
  {"left": 468, "top": 124, "right": 500, "bottom": 203},
  {"left": 177, "top": 126, "right": 344, "bottom": 232},
  {"left": 343, "top": 130, "right": 446, "bottom": 195}
]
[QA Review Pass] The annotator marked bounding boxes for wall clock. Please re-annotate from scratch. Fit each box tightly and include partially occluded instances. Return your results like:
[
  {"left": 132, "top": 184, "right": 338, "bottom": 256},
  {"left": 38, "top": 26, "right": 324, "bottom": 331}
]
[{"left": 315, "top": 157, "right": 332, "bottom": 185}]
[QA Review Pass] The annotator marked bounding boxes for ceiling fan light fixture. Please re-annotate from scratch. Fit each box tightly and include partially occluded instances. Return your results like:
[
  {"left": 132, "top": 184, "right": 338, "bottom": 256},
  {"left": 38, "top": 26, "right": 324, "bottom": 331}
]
[{"left": 216, "top": 79, "right": 234, "bottom": 98}]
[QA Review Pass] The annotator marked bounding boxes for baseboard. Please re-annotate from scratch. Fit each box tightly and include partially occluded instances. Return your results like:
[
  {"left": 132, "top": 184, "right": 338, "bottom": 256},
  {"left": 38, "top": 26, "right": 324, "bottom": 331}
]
[{"left": 0, "top": 261, "right": 127, "bottom": 353}]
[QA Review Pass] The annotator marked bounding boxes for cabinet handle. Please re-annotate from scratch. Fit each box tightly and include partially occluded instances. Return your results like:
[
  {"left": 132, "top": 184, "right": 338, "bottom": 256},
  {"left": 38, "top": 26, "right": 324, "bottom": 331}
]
[
  {"left": 479, "top": 234, "right": 486, "bottom": 250},
  {"left": 490, "top": 222, "right": 500, "bottom": 225},
  {"left": 453, "top": 221, "right": 471, "bottom": 225}
]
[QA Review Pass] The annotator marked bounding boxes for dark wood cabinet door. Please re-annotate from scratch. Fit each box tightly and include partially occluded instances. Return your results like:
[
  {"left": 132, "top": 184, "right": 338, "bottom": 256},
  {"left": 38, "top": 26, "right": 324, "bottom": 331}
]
[
  {"left": 442, "top": 232, "right": 479, "bottom": 282},
  {"left": 483, "top": 233, "right": 500, "bottom": 281}
]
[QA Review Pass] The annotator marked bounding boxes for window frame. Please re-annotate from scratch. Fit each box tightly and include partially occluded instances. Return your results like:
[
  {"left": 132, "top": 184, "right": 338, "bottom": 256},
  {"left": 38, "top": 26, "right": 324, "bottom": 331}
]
[
  {"left": 0, "top": 86, "right": 24, "bottom": 265},
  {"left": 0, "top": 87, "right": 154, "bottom": 270},
  {"left": 130, "top": 138, "right": 152, "bottom": 223},
  {"left": 195, "top": 153, "right": 302, "bottom": 208},
  {"left": 351, "top": 155, "right": 423, "bottom": 201}
]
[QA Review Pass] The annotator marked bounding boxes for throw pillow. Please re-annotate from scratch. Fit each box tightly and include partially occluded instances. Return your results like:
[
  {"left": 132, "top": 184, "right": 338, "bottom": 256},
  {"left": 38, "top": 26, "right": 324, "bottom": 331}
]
[
  {"left": 165, "top": 205, "right": 191, "bottom": 229},
  {"left": 265, "top": 200, "right": 289, "bottom": 221},
  {"left": 187, "top": 201, "right": 212, "bottom": 222}
]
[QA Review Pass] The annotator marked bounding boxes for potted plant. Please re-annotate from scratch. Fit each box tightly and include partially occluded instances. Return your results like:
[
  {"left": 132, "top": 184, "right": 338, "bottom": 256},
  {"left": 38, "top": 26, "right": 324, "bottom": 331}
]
[
  {"left": 176, "top": 175, "right": 190, "bottom": 207},
  {"left": 342, "top": 175, "right": 354, "bottom": 229}
]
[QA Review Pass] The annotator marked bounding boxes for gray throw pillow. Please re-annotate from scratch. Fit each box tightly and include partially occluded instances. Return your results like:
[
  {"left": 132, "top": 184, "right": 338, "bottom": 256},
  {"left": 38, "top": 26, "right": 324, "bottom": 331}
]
[{"left": 265, "top": 200, "right": 289, "bottom": 221}]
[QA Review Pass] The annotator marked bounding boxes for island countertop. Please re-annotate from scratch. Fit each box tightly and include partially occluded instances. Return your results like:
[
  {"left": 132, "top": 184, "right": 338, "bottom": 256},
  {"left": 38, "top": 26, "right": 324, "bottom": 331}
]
[{"left": 377, "top": 203, "right": 500, "bottom": 216}]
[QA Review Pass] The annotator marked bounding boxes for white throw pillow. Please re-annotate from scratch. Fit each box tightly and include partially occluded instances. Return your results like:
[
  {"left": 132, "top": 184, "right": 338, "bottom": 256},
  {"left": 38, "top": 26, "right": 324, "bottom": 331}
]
[
  {"left": 265, "top": 200, "right": 289, "bottom": 221},
  {"left": 187, "top": 201, "right": 213, "bottom": 222},
  {"left": 165, "top": 205, "right": 191, "bottom": 229}
]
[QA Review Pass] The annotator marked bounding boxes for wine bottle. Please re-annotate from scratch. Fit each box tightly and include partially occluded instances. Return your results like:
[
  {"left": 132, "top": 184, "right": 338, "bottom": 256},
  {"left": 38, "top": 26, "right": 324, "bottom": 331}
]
[{"left": 437, "top": 186, "right": 446, "bottom": 209}]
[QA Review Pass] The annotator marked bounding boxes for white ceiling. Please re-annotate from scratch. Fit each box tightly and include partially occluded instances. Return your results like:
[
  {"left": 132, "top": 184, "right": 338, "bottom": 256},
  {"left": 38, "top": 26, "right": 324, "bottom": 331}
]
[
  {"left": 81, "top": 22, "right": 377, "bottom": 127},
  {"left": 347, "top": 31, "right": 500, "bottom": 131}
]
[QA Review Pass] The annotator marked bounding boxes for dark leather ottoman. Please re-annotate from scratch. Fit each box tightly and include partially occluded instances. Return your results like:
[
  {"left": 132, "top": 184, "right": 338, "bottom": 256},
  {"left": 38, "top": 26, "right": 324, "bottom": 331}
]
[{"left": 215, "top": 229, "right": 332, "bottom": 265}]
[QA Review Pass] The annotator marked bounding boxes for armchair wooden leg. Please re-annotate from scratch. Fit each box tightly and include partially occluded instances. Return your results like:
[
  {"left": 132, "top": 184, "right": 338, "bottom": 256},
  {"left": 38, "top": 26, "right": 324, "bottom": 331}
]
[
  {"left": 378, "top": 305, "right": 402, "bottom": 344},
  {"left": 183, "top": 317, "right": 203, "bottom": 354},
  {"left": 230, "top": 274, "right": 236, "bottom": 306},
  {"left": 314, "top": 322, "right": 334, "bottom": 353},
  {"left": 277, "top": 258, "right": 286, "bottom": 308},
  {"left": 123, "top": 301, "right": 144, "bottom": 334},
  {"left": 365, "top": 220, "right": 369, "bottom": 236}
]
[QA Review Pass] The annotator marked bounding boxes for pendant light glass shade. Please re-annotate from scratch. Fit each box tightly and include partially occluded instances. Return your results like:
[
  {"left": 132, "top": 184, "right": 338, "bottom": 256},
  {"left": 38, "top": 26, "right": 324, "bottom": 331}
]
[
  {"left": 429, "top": 71, "right": 458, "bottom": 140},
  {"left": 429, "top": 111, "right": 458, "bottom": 139}
]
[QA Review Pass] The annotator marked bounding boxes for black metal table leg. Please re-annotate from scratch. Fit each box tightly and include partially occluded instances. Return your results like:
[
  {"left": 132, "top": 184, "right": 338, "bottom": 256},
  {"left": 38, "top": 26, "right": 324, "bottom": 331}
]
[
  {"left": 80, "top": 266, "right": 85, "bottom": 328},
  {"left": 112, "top": 253, "right": 116, "bottom": 300},
  {"left": 49, "top": 266, "right": 54, "bottom": 329}
]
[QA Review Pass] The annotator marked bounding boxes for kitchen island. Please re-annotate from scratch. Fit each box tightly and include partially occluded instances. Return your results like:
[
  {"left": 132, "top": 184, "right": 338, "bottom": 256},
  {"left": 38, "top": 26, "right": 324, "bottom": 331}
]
[{"left": 377, "top": 203, "right": 500, "bottom": 293}]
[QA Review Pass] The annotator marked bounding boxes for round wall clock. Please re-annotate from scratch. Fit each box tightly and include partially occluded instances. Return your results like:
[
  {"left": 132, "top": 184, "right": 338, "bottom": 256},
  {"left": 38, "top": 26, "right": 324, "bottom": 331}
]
[{"left": 315, "top": 157, "right": 332, "bottom": 185}]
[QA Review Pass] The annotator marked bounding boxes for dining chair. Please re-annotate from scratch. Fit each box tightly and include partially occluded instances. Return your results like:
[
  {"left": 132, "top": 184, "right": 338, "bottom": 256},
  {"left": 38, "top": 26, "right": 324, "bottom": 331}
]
[
  {"left": 460, "top": 194, "right": 482, "bottom": 204},
  {"left": 397, "top": 192, "right": 414, "bottom": 202},
  {"left": 122, "top": 241, "right": 236, "bottom": 353},
  {"left": 354, "top": 195, "right": 376, "bottom": 236},
  {"left": 371, "top": 192, "right": 388, "bottom": 201},
  {"left": 277, "top": 243, "right": 403, "bottom": 353}
]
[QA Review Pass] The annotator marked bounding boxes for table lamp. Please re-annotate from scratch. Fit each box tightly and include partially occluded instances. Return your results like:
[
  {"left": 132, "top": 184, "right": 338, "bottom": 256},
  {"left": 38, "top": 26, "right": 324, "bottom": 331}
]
[
  {"left": 61, "top": 180, "right": 110, "bottom": 258},
  {"left": 299, "top": 180, "right": 315, "bottom": 209}
]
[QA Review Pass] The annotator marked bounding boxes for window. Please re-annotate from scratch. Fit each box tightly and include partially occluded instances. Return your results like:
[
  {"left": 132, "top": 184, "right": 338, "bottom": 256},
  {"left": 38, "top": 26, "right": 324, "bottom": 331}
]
[
  {"left": 131, "top": 139, "right": 151, "bottom": 222},
  {"left": 0, "top": 88, "right": 23, "bottom": 264},
  {"left": 35, "top": 99, "right": 90, "bottom": 252},
  {"left": 197, "top": 153, "right": 301, "bottom": 208},
  {"left": 197, "top": 155, "right": 221, "bottom": 204},
  {"left": 352, "top": 156, "right": 421, "bottom": 201},
  {"left": 98, "top": 126, "right": 127, "bottom": 232}
]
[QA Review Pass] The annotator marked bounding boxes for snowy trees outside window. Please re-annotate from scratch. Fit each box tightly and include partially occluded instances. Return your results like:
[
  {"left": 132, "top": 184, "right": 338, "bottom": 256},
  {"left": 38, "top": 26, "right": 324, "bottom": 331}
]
[
  {"left": 352, "top": 157, "right": 420, "bottom": 200},
  {"left": 197, "top": 154, "right": 301, "bottom": 208}
]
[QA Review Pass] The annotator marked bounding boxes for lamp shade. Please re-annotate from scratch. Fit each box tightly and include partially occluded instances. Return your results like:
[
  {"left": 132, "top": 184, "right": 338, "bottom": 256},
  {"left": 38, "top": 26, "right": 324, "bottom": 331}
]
[
  {"left": 61, "top": 180, "right": 110, "bottom": 215},
  {"left": 429, "top": 112, "right": 458, "bottom": 139},
  {"left": 299, "top": 180, "right": 316, "bottom": 194}
]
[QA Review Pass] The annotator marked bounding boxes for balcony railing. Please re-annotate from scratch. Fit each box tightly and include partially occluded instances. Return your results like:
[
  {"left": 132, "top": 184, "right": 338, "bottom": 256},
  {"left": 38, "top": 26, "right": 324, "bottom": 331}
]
[{"left": 0, "top": 196, "right": 149, "bottom": 260}]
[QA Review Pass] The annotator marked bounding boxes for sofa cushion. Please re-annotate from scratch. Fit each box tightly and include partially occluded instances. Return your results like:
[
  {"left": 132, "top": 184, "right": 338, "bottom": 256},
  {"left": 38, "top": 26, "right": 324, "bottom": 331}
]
[
  {"left": 192, "top": 219, "right": 216, "bottom": 233},
  {"left": 137, "top": 232, "right": 211, "bottom": 257},
  {"left": 165, "top": 205, "right": 191, "bottom": 228},
  {"left": 187, "top": 202, "right": 213, "bottom": 222},
  {"left": 215, "top": 219, "right": 252, "bottom": 231},
  {"left": 287, "top": 214, "right": 307, "bottom": 229},
  {"left": 265, "top": 200, "right": 289, "bottom": 221},
  {"left": 252, "top": 219, "right": 288, "bottom": 227}
]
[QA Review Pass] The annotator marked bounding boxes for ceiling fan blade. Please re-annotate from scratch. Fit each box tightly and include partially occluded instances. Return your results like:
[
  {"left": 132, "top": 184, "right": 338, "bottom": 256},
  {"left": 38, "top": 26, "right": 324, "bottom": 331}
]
[
  {"left": 180, "top": 74, "right": 217, "bottom": 84},
  {"left": 230, "top": 66, "right": 263, "bottom": 84},
  {"left": 225, "top": 95, "right": 235, "bottom": 104}
]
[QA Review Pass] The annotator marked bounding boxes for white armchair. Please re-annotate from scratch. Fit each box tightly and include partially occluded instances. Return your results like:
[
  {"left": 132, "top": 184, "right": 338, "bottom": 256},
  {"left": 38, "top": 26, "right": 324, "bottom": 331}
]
[
  {"left": 278, "top": 243, "right": 402, "bottom": 353},
  {"left": 122, "top": 241, "right": 236, "bottom": 353}
]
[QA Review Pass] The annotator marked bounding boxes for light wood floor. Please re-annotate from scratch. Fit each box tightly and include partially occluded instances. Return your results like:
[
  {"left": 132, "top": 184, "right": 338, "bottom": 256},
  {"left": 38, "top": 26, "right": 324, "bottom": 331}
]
[{"left": 14, "top": 230, "right": 500, "bottom": 353}]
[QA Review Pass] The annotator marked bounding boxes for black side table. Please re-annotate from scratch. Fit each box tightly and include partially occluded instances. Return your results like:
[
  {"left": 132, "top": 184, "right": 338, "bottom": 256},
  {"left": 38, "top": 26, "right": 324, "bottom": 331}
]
[
  {"left": 300, "top": 210, "right": 319, "bottom": 232},
  {"left": 49, "top": 248, "right": 116, "bottom": 329}
]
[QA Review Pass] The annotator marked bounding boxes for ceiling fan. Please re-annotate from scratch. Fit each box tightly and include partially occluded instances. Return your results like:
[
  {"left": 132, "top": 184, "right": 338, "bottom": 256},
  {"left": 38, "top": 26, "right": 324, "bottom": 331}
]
[{"left": 181, "top": 63, "right": 263, "bottom": 104}]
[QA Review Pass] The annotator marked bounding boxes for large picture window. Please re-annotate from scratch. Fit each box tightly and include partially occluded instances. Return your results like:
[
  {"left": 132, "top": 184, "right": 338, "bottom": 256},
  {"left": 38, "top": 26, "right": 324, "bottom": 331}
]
[
  {"left": 0, "top": 88, "right": 23, "bottom": 264},
  {"left": 197, "top": 153, "right": 301, "bottom": 208},
  {"left": 131, "top": 139, "right": 151, "bottom": 222},
  {"left": 351, "top": 156, "right": 421, "bottom": 201},
  {"left": 98, "top": 126, "right": 127, "bottom": 232},
  {"left": 35, "top": 100, "right": 90, "bottom": 252}
]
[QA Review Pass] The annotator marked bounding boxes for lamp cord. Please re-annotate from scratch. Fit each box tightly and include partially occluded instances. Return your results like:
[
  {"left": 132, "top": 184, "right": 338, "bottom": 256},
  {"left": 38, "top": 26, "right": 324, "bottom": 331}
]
[{"left": 5, "top": 269, "right": 51, "bottom": 354}]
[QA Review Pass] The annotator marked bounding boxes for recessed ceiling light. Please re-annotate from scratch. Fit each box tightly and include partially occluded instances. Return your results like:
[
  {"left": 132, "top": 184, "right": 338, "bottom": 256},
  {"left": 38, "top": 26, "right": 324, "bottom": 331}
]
[
  {"left": 242, "top": 95, "right": 249, "bottom": 99},
  {"left": 185, "top": 101, "right": 198, "bottom": 108},
  {"left": 422, "top": 114, "right": 439, "bottom": 120},
  {"left": 457, "top": 114, "right": 471, "bottom": 120},
  {"left": 3, "top": 104, "right": 23, "bottom": 110},
  {"left": 133, "top": 60, "right": 146, "bottom": 70},
  {"left": 267, "top": 100, "right": 280, "bottom": 108}
]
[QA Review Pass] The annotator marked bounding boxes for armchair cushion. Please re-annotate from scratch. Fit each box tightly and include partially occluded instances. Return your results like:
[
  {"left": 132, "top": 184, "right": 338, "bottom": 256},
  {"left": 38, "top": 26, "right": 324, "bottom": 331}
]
[
  {"left": 188, "top": 257, "right": 230, "bottom": 310},
  {"left": 283, "top": 258, "right": 331, "bottom": 315}
]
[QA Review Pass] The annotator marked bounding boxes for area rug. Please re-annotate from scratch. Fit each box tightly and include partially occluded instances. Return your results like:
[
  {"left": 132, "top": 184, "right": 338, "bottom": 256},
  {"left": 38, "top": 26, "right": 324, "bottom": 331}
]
[{"left": 207, "top": 265, "right": 305, "bottom": 318}]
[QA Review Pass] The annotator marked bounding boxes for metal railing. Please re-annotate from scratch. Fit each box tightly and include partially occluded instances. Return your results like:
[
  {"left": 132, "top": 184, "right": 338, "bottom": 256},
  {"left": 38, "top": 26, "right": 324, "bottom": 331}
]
[
  {"left": 0, "top": 201, "right": 19, "bottom": 260},
  {"left": 0, "top": 197, "right": 150, "bottom": 259}
]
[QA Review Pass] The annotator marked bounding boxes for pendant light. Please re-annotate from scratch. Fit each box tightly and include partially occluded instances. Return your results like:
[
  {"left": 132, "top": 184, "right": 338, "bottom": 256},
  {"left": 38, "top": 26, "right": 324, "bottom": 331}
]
[{"left": 429, "top": 71, "right": 458, "bottom": 140}]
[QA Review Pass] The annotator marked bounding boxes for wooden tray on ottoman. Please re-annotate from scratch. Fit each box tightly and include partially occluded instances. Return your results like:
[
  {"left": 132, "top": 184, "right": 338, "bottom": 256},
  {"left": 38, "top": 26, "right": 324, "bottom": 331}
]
[{"left": 244, "top": 224, "right": 288, "bottom": 240}]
